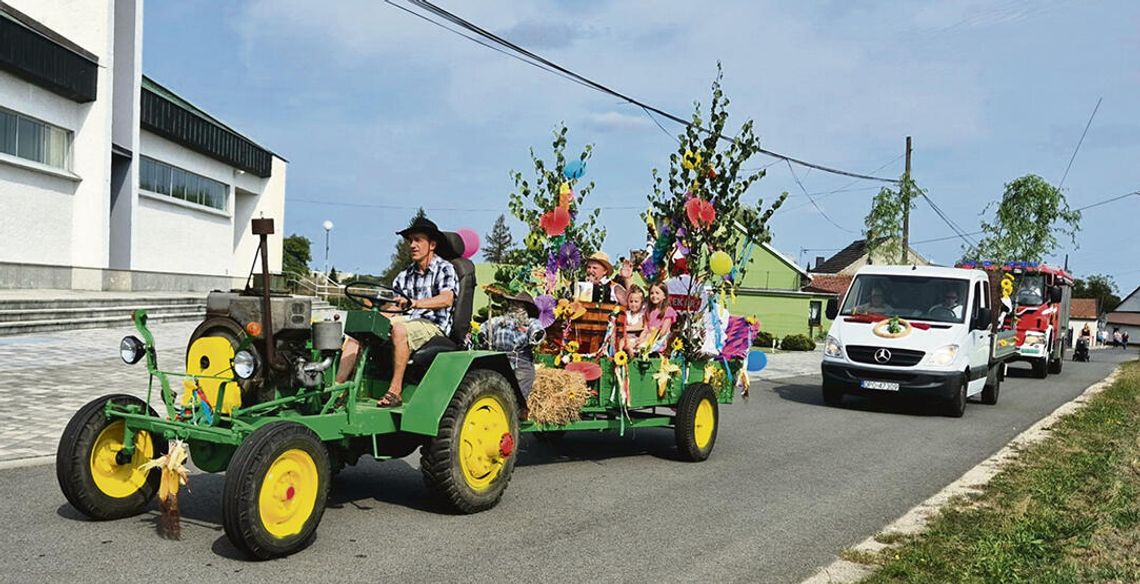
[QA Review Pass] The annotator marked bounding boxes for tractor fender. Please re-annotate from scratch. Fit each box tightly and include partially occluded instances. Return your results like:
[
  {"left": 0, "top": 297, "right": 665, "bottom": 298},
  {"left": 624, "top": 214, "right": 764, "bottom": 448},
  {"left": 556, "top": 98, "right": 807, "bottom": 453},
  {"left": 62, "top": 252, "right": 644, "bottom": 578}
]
[{"left": 399, "top": 351, "right": 522, "bottom": 437}]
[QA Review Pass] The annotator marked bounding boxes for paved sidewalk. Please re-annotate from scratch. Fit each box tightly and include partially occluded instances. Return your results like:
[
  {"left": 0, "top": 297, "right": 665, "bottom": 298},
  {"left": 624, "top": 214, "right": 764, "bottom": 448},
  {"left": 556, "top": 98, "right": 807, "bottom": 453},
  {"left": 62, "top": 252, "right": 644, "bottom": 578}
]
[
  {"left": 750, "top": 349, "right": 821, "bottom": 381},
  {"left": 0, "top": 322, "right": 196, "bottom": 464}
]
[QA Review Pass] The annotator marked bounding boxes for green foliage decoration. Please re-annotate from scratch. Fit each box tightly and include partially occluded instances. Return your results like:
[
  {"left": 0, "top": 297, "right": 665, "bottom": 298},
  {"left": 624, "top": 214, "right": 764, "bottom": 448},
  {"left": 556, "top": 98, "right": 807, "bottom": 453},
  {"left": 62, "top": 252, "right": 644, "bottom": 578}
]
[
  {"left": 967, "top": 174, "right": 1081, "bottom": 262},
  {"left": 863, "top": 172, "right": 923, "bottom": 264}
]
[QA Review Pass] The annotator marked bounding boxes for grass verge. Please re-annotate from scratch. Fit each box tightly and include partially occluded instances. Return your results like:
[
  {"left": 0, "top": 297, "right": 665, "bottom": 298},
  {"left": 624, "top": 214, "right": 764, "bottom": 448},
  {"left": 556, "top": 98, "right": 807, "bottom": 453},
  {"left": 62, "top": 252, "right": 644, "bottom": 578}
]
[{"left": 862, "top": 360, "right": 1140, "bottom": 583}]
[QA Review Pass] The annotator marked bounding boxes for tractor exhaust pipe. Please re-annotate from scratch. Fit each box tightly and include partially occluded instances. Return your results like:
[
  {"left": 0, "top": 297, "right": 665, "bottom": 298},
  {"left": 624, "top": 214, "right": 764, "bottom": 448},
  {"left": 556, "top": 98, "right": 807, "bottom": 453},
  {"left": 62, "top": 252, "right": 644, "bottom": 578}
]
[{"left": 251, "top": 218, "right": 284, "bottom": 371}]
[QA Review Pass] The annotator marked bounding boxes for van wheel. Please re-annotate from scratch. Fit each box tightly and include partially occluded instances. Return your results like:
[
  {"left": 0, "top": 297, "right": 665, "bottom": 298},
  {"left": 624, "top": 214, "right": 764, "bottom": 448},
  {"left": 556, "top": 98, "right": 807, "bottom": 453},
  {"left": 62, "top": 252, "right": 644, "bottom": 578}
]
[
  {"left": 981, "top": 370, "right": 1000, "bottom": 405},
  {"left": 822, "top": 382, "right": 844, "bottom": 406},
  {"left": 944, "top": 377, "right": 967, "bottom": 418}
]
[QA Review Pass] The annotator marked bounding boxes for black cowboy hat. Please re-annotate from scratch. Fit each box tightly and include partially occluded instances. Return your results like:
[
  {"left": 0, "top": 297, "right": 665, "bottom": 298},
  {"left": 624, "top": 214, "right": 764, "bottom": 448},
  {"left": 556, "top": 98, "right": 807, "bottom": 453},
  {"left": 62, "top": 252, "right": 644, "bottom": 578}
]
[{"left": 397, "top": 217, "right": 460, "bottom": 259}]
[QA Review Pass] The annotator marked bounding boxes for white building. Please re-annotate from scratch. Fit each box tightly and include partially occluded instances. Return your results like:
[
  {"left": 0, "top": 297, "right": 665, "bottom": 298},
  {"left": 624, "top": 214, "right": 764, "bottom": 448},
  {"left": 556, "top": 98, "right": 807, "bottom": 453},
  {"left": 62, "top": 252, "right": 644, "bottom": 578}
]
[{"left": 0, "top": 0, "right": 285, "bottom": 291}]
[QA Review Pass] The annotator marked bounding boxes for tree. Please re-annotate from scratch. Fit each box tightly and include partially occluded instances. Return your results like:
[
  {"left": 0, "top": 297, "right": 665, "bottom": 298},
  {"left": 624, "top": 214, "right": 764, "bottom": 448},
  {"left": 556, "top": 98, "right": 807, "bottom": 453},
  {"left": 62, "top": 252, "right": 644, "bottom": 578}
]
[
  {"left": 1072, "top": 273, "right": 1121, "bottom": 313},
  {"left": 863, "top": 173, "right": 923, "bottom": 264},
  {"left": 380, "top": 208, "right": 427, "bottom": 284},
  {"left": 483, "top": 214, "right": 515, "bottom": 263},
  {"left": 328, "top": 266, "right": 339, "bottom": 283},
  {"left": 966, "top": 174, "right": 1081, "bottom": 262},
  {"left": 282, "top": 234, "right": 312, "bottom": 277}
]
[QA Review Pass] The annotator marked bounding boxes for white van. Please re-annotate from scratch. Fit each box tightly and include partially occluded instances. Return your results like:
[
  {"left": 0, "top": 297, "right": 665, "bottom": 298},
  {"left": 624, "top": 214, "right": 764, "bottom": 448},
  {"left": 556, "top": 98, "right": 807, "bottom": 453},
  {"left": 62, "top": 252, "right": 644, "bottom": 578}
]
[{"left": 820, "top": 265, "right": 1015, "bottom": 417}]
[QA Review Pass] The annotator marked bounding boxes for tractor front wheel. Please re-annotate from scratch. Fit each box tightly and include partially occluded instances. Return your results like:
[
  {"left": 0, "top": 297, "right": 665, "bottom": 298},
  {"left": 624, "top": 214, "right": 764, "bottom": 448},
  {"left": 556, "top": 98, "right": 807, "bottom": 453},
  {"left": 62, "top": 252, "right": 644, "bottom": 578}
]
[
  {"left": 222, "top": 422, "right": 331, "bottom": 560},
  {"left": 421, "top": 369, "right": 519, "bottom": 514},
  {"left": 675, "top": 383, "right": 719, "bottom": 462},
  {"left": 56, "top": 394, "right": 166, "bottom": 520}
]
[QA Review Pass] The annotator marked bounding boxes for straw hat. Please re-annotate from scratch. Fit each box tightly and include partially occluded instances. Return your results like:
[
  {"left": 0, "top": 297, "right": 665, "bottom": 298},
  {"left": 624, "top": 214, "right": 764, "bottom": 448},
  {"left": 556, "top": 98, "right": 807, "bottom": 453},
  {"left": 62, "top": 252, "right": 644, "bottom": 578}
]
[{"left": 585, "top": 251, "right": 613, "bottom": 273}]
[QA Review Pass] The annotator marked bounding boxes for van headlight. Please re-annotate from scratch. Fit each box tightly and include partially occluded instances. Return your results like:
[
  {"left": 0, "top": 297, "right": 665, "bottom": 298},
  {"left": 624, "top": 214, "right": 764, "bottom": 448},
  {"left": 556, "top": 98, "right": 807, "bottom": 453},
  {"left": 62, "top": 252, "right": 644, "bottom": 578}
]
[
  {"left": 924, "top": 344, "right": 959, "bottom": 367},
  {"left": 120, "top": 336, "right": 145, "bottom": 365},
  {"left": 824, "top": 335, "right": 843, "bottom": 358},
  {"left": 232, "top": 350, "right": 258, "bottom": 380}
]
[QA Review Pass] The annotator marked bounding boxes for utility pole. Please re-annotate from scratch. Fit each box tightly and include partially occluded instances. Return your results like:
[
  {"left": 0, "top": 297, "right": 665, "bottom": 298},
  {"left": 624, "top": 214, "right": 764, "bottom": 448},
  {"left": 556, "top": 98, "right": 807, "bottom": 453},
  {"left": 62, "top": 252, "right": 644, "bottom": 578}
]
[{"left": 900, "top": 136, "right": 912, "bottom": 264}]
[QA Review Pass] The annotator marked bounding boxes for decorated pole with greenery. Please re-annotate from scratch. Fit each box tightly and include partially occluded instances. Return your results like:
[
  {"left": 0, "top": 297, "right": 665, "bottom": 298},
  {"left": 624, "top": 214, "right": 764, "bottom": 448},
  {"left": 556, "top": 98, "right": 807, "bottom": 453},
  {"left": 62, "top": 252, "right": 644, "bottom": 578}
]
[
  {"left": 863, "top": 172, "right": 923, "bottom": 265},
  {"left": 505, "top": 124, "right": 606, "bottom": 295},
  {"left": 967, "top": 174, "right": 1081, "bottom": 263}
]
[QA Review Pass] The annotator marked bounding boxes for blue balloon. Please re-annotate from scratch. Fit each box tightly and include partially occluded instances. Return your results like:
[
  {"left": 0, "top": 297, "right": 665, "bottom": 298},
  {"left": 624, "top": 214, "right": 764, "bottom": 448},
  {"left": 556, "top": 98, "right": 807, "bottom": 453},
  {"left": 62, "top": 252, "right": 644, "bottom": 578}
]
[
  {"left": 563, "top": 160, "right": 586, "bottom": 180},
  {"left": 746, "top": 350, "right": 767, "bottom": 372}
]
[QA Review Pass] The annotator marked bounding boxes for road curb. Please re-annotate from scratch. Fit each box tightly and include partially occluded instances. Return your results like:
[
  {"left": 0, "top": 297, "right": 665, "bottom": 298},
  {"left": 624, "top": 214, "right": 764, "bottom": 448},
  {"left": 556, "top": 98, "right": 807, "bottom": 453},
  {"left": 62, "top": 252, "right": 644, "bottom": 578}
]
[
  {"left": 0, "top": 455, "right": 55, "bottom": 470},
  {"left": 800, "top": 366, "right": 1124, "bottom": 584}
]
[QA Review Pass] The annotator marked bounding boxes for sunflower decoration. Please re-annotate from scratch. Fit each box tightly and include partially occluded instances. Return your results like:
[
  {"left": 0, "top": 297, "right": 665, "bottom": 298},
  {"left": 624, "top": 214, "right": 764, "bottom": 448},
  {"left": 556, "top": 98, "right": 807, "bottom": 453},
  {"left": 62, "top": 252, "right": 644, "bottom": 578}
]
[
  {"left": 566, "top": 341, "right": 580, "bottom": 353},
  {"left": 672, "top": 338, "right": 685, "bottom": 353},
  {"left": 571, "top": 353, "right": 583, "bottom": 363},
  {"left": 613, "top": 350, "right": 629, "bottom": 366}
]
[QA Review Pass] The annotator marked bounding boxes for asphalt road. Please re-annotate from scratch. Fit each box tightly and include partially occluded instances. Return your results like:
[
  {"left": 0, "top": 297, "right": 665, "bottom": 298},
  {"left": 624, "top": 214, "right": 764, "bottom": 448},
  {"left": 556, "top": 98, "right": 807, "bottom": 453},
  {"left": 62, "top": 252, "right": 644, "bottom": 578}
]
[{"left": 1, "top": 350, "right": 1133, "bottom": 584}]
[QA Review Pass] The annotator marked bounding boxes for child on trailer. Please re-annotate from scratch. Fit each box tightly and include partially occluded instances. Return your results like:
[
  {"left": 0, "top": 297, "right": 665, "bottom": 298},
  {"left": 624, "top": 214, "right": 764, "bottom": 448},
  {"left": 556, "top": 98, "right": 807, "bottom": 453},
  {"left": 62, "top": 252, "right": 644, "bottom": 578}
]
[
  {"left": 638, "top": 282, "right": 677, "bottom": 355},
  {"left": 621, "top": 284, "right": 646, "bottom": 353}
]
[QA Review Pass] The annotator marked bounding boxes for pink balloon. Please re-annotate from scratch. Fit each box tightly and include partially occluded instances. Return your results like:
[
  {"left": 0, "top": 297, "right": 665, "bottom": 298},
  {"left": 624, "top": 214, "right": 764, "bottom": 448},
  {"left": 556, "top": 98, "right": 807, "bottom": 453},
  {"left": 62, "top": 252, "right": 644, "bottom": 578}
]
[{"left": 457, "top": 228, "right": 480, "bottom": 259}]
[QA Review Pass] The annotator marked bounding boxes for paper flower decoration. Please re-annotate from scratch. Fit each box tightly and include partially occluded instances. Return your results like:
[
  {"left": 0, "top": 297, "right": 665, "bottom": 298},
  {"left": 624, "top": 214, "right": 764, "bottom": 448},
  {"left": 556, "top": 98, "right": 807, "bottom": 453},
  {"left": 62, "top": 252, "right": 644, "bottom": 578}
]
[
  {"left": 534, "top": 294, "right": 557, "bottom": 328},
  {"left": 685, "top": 197, "right": 716, "bottom": 229},
  {"left": 557, "top": 242, "right": 581, "bottom": 270},
  {"left": 672, "top": 338, "right": 685, "bottom": 352},
  {"left": 613, "top": 350, "right": 629, "bottom": 366},
  {"left": 566, "top": 341, "right": 580, "bottom": 353},
  {"left": 682, "top": 149, "right": 703, "bottom": 170},
  {"left": 654, "top": 357, "right": 681, "bottom": 398},
  {"left": 470, "top": 321, "right": 481, "bottom": 335},
  {"left": 539, "top": 206, "right": 571, "bottom": 237},
  {"left": 640, "top": 256, "right": 659, "bottom": 281},
  {"left": 554, "top": 298, "right": 587, "bottom": 320},
  {"left": 564, "top": 159, "right": 586, "bottom": 179},
  {"left": 566, "top": 361, "right": 602, "bottom": 381}
]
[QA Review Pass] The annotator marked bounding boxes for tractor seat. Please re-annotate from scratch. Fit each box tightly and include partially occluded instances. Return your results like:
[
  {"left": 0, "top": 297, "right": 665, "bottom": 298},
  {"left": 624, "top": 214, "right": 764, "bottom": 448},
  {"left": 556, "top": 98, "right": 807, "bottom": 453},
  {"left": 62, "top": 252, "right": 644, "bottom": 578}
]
[{"left": 405, "top": 231, "right": 475, "bottom": 381}]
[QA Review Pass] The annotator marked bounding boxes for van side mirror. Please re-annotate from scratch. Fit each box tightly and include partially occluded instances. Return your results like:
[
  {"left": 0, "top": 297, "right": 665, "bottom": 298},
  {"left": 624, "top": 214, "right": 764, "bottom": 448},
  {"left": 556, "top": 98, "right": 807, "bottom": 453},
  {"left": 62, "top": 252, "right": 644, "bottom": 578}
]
[
  {"left": 1049, "top": 286, "right": 1062, "bottom": 303},
  {"left": 825, "top": 298, "right": 838, "bottom": 320},
  {"left": 973, "top": 307, "right": 992, "bottom": 331}
]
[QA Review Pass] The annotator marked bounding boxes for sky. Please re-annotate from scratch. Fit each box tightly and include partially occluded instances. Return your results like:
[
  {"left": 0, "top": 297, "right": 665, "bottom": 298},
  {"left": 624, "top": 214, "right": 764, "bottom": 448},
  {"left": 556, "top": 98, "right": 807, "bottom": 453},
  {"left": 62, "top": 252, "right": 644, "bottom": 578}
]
[{"left": 143, "top": 0, "right": 1140, "bottom": 295}]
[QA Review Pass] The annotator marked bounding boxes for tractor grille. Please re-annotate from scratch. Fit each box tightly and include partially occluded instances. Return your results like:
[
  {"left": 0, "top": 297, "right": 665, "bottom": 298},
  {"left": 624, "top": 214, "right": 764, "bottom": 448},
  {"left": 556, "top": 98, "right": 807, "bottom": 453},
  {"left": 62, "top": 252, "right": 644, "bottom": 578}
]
[{"left": 846, "top": 345, "right": 925, "bottom": 367}]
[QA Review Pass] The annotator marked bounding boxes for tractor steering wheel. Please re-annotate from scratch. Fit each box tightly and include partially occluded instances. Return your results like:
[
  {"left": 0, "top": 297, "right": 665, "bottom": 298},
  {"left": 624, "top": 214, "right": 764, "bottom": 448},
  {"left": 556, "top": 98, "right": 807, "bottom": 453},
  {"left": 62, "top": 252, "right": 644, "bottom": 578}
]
[{"left": 343, "top": 279, "right": 413, "bottom": 312}]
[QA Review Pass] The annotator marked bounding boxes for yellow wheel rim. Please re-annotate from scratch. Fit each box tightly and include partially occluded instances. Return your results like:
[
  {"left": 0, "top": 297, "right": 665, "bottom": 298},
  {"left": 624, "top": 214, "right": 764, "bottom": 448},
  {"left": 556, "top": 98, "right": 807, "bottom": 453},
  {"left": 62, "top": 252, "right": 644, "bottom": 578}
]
[
  {"left": 89, "top": 421, "right": 155, "bottom": 499},
  {"left": 693, "top": 398, "right": 715, "bottom": 450},
  {"left": 458, "top": 395, "right": 511, "bottom": 492},
  {"left": 258, "top": 449, "right": 319, "bottom": 539},
  {"left": 186, "top": 336, "right": 242, "bottom": 414}
]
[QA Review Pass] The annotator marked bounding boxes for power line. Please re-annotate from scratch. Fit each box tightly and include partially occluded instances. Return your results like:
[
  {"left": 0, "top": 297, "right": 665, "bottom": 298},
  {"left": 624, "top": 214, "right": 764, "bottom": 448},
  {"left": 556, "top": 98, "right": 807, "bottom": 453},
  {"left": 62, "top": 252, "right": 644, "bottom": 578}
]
[
  {"left": 919, "top": 192, "right": 978, "bottom": 247},
  {"left": 1058, "top": 97, "right": 1102, "bottom": 188},
  {"left": 1073, "top": 190, "right": 1140, "bottom": 212},
  {"left": 391, "top": 0, "right": 900, "bottom": 184},
  {"left": 909, "top": 230, "right": 985, "bottom": 246},
  {"left": 784, "top": 160, "right": 857, "bottom": 234}
]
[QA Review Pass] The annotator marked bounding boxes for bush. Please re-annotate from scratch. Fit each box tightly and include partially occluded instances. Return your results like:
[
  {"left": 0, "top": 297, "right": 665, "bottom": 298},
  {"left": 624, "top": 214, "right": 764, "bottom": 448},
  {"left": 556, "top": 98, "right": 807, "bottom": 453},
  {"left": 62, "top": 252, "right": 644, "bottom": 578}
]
[
  {"left": 780, "top": 334, "right": 815, "bottom": 351},
  {"left": 753, "top": 330, "right": 776, "bottom": 348}
]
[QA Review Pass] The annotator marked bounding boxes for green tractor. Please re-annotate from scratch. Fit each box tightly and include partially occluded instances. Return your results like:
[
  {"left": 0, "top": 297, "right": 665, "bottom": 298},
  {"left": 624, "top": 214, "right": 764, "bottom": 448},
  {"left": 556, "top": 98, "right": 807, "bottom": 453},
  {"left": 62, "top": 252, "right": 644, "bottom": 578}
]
[{"left": 56, "top": 218, "right": 738, "bottom": 559}]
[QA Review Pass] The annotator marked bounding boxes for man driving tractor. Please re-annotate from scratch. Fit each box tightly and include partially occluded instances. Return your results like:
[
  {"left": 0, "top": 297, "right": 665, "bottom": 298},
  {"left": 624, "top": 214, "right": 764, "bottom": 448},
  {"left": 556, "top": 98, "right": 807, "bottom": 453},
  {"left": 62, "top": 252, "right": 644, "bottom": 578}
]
[{"left": 335, "top": 217, "right": 458, "bottom": 407}]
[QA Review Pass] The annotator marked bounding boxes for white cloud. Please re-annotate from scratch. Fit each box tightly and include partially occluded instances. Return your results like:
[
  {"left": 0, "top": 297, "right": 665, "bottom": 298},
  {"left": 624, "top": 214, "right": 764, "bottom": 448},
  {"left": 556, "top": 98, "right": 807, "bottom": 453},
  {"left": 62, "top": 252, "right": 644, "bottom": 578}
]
[{"left": 583, "top": 111, "right": 654, "bottom": 132}]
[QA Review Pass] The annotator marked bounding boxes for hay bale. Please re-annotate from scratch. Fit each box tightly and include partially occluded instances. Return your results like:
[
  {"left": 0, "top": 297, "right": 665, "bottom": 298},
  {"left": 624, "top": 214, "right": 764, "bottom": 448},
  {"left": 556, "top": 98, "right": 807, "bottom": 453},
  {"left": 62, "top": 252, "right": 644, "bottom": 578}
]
[{"left": 527, "top": 367, "right": 590, "bottom": 426}]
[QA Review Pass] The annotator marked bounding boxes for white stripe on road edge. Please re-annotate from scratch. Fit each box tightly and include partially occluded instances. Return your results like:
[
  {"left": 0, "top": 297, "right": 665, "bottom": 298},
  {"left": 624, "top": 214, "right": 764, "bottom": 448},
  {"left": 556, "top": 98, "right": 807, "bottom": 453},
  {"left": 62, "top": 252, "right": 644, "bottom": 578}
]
[
  {"left": 800, "top": 366, "right": 1125, "bottom": 584},
  {"left": 0, "top": 455, "right": 55, "bottom": 470}
]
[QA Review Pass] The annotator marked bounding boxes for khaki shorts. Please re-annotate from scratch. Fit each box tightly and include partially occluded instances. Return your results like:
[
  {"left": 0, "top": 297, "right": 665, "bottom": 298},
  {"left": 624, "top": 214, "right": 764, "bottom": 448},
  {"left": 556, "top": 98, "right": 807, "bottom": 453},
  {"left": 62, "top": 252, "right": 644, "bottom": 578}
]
[{"left": 389, "top": 315, "right": 444, "bottom": 351}]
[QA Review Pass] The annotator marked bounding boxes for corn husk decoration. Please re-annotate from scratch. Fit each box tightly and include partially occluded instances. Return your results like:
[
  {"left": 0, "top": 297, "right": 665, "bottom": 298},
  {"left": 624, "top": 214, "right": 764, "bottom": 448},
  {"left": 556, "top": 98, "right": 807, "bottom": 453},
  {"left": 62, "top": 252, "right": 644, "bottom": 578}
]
[
  {"left": 138, "top": 439, "right": 190, "bottom": 540},
  {"left": 654, "top": 356, "right": 681, "bottom": 398}
]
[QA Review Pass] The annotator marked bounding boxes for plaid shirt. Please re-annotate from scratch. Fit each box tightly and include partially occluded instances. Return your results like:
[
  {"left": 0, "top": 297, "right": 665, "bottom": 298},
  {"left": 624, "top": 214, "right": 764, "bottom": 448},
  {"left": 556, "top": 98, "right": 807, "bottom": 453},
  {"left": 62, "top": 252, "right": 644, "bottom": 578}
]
[
  {"left": 484, "top": 314, "right": 544, "bottom": 354},
  {"left": 392, "top": 255, "right": 458, "bottom": 334}
]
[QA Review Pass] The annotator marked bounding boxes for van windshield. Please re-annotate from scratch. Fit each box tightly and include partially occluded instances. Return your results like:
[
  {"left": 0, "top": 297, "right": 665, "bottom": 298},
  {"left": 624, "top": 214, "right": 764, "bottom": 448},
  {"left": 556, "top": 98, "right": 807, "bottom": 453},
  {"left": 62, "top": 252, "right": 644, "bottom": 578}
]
[{"left": 841, "top": 274, "right": 971, "bottom": 324}]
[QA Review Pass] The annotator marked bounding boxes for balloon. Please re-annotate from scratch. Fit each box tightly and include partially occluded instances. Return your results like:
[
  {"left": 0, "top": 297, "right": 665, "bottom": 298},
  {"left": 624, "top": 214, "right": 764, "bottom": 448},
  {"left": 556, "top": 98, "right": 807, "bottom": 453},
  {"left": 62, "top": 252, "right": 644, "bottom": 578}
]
[
  {"left": 746, "top": 349, "right": 767, "bottom": 372},
  {"left": 563, "top": 160, "right": 586, "bottom": 179},
  {"left": 456, "top": 228, "right": 480, "bottom": 259},
  {"left": 709, "top": 250, "right": 733, "bottom": 276}
]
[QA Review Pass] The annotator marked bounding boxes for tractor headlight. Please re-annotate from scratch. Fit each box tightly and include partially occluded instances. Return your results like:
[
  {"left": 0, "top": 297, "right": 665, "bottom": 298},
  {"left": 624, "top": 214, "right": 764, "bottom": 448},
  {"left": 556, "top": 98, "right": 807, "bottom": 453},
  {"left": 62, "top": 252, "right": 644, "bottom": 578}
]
[
  {"left": 924, "top": 344, "right": 959, "bottom": 367},
  {"left": 824, "top": 335, "right": 843, "bottom": 358},
  {"left": 233, "top": 350, "right": 258, "bottom": 380},
  {"left": 120, "top": 336, "right": 145, "bottom": 365}
]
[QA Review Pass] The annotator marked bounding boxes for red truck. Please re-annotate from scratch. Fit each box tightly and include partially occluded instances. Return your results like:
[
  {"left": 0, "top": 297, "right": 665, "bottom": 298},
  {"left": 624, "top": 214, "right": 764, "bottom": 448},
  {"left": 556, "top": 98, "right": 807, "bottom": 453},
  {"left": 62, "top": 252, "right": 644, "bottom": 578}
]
[{"left": 956, "top": 261, "right": 1072, "bottom": 378}]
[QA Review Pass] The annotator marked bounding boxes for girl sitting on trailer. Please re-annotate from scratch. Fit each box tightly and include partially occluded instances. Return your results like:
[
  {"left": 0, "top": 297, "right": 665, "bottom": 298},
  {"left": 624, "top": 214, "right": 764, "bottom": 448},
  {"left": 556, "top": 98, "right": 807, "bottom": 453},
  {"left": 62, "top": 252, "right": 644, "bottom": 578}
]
[
  {"left": 622, "top": 285, "right": 646, "bottom": 353},
  {"left": 638, "top": 282, "right": 677, "bottom": 355}
]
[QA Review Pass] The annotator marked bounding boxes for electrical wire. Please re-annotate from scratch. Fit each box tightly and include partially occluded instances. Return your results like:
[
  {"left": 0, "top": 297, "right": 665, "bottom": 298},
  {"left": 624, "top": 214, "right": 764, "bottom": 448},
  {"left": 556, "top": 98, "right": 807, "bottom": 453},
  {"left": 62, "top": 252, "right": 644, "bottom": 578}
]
[
  {"left": 1073, "top": 190, "right": 1139, "bottom": 212},
  {"left": 919, "top": 192, "right": 978, "bottom": 247},
  {"left": 1059, "top": 97, "right": 1102, "bottom": 188},
  {"left": 391, "top": 0, "right": 900, "bottom": 183},
  {"left": 784, "top": 159, "right": 857, "bottom": 234}
]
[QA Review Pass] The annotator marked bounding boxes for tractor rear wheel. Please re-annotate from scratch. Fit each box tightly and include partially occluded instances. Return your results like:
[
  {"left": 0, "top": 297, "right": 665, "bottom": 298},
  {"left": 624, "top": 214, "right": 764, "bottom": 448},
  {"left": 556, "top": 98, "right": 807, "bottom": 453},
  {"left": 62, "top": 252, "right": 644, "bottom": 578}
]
[
  {"left": 222, "top": 422, "right": 331, "bottom": 560},
  {"left": 421, "top": 369, "right": 519, "bottom": 514},
  {"left": 56, "top": 394, "right": 166, "bottom": 520},
  {"left": 675, "top": 383, "right": 719, "bottom": 462}
]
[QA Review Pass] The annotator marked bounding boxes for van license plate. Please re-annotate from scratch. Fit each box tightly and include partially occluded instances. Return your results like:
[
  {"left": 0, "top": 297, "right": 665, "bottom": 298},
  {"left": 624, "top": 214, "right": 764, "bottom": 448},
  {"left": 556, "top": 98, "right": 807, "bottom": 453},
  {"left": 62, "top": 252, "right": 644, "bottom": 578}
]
[{"left": 861, "top": 380, "right": 900, "bottom": 391}]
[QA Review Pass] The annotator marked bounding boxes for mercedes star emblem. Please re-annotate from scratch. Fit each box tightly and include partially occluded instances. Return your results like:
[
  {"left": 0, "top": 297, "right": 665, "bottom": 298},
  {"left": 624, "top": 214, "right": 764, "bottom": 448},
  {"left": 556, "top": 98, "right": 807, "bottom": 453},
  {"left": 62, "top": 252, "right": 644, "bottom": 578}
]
[{"left": 874, "top": 348, "right": 892, "bottom": 363}]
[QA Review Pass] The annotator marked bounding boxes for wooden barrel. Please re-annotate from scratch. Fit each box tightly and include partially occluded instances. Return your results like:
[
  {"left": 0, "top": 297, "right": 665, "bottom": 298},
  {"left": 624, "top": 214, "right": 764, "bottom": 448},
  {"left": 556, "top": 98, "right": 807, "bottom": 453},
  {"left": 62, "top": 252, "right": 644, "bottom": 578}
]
[{"left": 545, "top": 302, "right": 622, "bottom": 355}]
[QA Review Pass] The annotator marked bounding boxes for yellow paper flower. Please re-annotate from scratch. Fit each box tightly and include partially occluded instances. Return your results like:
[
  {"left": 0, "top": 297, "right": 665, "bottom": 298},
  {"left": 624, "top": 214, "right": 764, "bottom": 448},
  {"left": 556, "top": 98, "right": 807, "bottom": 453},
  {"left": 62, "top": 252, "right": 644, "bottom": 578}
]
[
  {"left": 571, "top": 353, "right": 583, "bottom": 362},
  {"left": 567, "top": 340, "right": 580, "bottom": 353},
  {"left": 470, "top": 321, "right": 481, "bottom": 334},
  {"left": 654, "top": 356, "right": 681, "bottom": 398},
  {"left": 682, "top": 149, "right": 702, "bottom": 170},
  {"left": 614, "top": 351, "right": 629, "bottom": 366},
  {"left": 672, "top": 338, "right": 685, "bottom": 352},
  {"left": 746, "top": 315, "right": 758, "bottom": 326}
]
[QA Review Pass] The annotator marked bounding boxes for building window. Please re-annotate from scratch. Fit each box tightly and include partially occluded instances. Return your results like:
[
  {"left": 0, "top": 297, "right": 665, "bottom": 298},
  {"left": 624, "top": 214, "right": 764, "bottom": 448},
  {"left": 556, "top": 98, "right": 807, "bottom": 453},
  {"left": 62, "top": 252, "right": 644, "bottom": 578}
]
[
  {"left": 140, "top": 156, "right": 227, "bottom": 211},
  {"left": 0, "top": 107, "right": 71, "bottom": 170}
]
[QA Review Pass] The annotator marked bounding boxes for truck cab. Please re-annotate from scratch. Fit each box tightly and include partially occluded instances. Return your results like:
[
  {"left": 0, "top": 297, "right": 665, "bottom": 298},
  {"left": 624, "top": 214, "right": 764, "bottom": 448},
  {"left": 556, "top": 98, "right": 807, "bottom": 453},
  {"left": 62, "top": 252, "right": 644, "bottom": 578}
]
[{"left": 820, "top": 265, "right": 1003, "bottom": 417}]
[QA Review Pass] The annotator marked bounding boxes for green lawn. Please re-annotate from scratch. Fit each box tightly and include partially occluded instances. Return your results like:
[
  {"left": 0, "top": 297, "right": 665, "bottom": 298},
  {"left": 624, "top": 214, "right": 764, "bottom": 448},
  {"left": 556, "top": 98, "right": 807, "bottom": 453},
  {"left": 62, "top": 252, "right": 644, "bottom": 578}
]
[{"left": 862, "top": 360, "right": 1140, "bottom": 583}]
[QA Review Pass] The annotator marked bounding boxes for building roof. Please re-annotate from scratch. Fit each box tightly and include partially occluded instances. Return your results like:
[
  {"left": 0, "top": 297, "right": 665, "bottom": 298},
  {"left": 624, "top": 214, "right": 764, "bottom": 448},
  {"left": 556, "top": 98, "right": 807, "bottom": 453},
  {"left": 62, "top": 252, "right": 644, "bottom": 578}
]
[
  {"left": 1070, "top": 298, "right": 1099, "bottom": 320},
  {"left": 141, "top": 76, "right": 278, "bottom": 157},
  {"left": 811, "top": 239, "right": 870, "bottom": 274},
  {"left": 760, "top": 241, "right": 810, "bottom": 279},
  {"left": 1116, "top": 284, "right": 1140, "bottom": 313},
  {"left": 1106, "top": 312, "right": 1140, "bottom": 327},
  {"left": 803, "top": 274, "right": 852, "bottom": 296}
]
